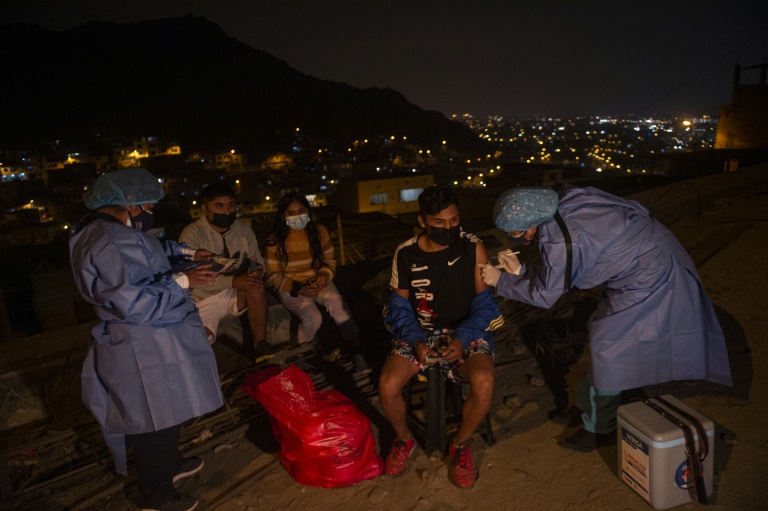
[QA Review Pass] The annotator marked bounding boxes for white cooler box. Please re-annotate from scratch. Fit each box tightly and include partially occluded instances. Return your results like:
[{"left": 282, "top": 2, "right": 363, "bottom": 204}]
[{"left": 617, "top": 395, "right": 714, "bottom": 510}]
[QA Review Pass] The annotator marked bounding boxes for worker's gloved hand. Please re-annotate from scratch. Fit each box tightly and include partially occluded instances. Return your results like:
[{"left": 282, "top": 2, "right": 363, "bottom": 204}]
[
  {"left": 479, "top": 263, "right": 502, "bottom": 287},
  {"left": 497, "top": 250, "right": 522, "bottom": 275}
]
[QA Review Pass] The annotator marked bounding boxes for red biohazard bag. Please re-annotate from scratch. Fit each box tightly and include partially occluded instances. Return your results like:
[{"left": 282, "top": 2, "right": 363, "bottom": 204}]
[{"left": 242, "top": 365, "right": 383, "bottom": 487}]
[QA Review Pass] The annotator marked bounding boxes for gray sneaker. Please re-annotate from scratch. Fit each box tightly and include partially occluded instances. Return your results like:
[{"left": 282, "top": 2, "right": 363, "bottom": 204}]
[
  {"left": 142, "top": 493, "right": 199, "bottom": 511},
  {"left": 254, "top": 340, "right": 280, "bottom": 363},
  {"left": 322, "top": 348, "right": 343, "bottom": 362}
]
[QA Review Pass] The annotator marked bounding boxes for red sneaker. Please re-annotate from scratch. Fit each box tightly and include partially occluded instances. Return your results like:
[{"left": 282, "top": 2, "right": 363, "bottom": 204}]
[
  {"left": 384, "top": 438, "right": 417, "bottom": 476},
  {"left": 448, "top": 441, "right": 478, "bottom": 488}
]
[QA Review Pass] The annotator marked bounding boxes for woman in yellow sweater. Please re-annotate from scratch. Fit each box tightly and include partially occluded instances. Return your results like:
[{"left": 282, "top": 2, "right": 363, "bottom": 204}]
[{"left": 264, "top": 192, "right": 369, "bottom": 372}]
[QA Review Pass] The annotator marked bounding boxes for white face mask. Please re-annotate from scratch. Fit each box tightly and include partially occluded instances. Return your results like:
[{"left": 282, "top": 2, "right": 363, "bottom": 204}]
[{"left": 285, "top": 213, "right": 310, "bottom": 230}]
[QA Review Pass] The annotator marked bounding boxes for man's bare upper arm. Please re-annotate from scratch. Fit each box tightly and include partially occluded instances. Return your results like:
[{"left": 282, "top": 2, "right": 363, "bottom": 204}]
[{"left": 475, "top": 240, "right": 489, "bottom": 293}]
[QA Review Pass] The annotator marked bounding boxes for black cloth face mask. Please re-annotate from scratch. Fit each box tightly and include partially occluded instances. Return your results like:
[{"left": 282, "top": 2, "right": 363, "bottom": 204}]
[
  {"left": 426, "top": 225, "right": 460, "bottom": 246},
  {"left": 505, "top": 231, "right": 534, "bottom": 246},
  {"left": 210, "top": 212, "right": 237, "bottom": 229},
  {"left": 129, "top": 206, "right": 154, "bottom": 232}
]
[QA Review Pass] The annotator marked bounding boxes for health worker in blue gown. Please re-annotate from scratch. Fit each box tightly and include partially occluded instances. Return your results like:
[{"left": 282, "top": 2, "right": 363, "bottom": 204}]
[
  {"left": 480, "top": 186, "right": 732, "bottom": 452},
  {"left": 69, "top": 167, "right": 223, "bottom": 511}
]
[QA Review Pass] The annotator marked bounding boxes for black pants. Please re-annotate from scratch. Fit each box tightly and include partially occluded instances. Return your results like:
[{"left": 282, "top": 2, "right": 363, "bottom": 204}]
[{"left": 128, "top": 423, "right": 183, "bottom": 508}]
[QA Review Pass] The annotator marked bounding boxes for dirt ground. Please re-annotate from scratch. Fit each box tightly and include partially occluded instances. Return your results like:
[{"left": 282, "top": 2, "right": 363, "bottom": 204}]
[{"left": 3, "top": 168, "right": 767, "bottom": 511}]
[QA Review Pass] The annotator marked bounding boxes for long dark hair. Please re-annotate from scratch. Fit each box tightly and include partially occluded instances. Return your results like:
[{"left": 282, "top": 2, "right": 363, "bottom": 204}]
[{"left": 265, "top": 192, "right": 325, "bottom": 269}]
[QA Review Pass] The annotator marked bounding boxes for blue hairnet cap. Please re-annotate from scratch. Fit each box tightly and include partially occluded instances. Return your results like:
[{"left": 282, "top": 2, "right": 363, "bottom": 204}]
[
  {"left": 84, "top": 167, "right": 165, "bottom": 210},
  {"left": 493, "top": 187, "right": 559, "bottom": 231}
]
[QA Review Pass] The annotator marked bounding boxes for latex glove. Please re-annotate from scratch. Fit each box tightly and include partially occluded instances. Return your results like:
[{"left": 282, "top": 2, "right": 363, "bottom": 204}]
[
  {"left": 479, "top": 263, "right": 502, "bottom": 287},
  {"left": 497, "top": 250, "right": 522, "bottom": 275},
  {"left": 183, "top": 264, "right": 218, "bottom": 288}
]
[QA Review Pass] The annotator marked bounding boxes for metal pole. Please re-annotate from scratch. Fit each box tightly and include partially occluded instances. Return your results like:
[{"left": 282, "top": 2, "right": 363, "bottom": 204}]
[
  {"left": 425, "top": 365, "right": 446, "bottom": 456},
  {"left": 336, "top": 214, "right": 346, "bottom": 265}
]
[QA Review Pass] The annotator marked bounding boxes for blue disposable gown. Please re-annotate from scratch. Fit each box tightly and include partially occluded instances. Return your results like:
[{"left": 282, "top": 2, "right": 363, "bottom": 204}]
[
  {"left": 496, "top": 187, "right": 732, "bottom": 391},
  {"left": 69, "top": 215, "right": 223, "bottom": 474}
]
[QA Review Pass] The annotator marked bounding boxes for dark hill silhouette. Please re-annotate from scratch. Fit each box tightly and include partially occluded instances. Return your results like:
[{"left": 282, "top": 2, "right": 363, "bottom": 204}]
[{"left": 0, "top": 15, "right": 481, "bottom": 156}]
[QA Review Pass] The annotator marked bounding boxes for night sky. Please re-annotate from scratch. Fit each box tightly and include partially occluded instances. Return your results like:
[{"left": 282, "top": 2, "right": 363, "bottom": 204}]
[{"left": 2, "top": 1, "right": 767, "bottom": 119}]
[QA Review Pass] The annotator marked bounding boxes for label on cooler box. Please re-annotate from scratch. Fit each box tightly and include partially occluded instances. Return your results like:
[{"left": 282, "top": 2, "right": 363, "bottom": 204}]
[{"left": 621, "top": 428, "right": 650, "bottom": 501}]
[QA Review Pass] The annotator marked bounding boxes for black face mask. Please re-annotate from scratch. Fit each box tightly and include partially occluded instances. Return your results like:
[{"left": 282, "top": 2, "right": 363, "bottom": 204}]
[
  {"left": 505, "top": 231, "right": 534, "bottom": 246},
  {"left": 210, "top": 212, "right": 237, "bottom": 229},
  {"left": 129, "top": 207, "right": 154, "bottom": 232},
  {"left": 426, "top": 225, "right": 460, "bottom": 246}
]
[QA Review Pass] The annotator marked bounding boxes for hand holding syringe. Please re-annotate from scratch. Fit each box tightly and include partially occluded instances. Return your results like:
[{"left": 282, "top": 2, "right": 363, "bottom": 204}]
[{"left": 491, "top": 249, "right": 522, "bottom": 275}]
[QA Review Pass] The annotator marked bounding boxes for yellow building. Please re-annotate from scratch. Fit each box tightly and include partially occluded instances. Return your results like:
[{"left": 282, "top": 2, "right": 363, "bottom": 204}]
[{"left": 337, "top": 174, "right": 434, "bottom": 216}]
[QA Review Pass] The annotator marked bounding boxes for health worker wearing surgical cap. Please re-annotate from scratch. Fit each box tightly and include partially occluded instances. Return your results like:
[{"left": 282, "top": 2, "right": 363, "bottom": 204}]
[
  {"left": 480, "top": 186, "right": 731, "bottom": 452},
  {"left": 69, "top": 167, "right": 223, "bottom": 511}
]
